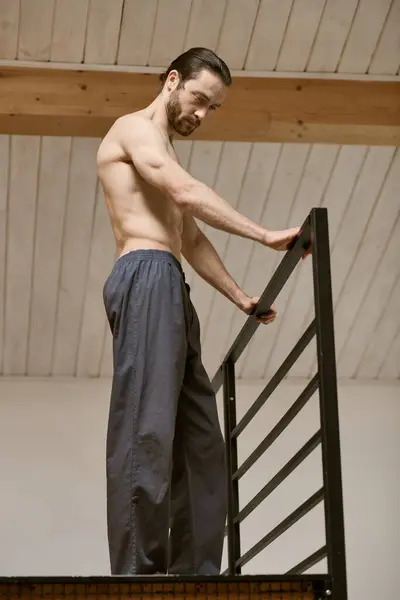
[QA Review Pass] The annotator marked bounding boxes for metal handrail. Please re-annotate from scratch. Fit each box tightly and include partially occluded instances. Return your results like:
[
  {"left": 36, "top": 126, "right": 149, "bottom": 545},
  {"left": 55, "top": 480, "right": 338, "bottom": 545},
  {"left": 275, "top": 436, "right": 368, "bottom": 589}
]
[{"left": 213, "top": 208, "right": 347, "bottom": 600}]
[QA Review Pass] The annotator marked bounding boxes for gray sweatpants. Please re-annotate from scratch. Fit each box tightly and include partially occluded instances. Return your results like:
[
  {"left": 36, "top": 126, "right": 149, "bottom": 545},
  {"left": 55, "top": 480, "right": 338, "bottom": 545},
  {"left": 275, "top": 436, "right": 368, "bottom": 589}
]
[{"left": 103, "top": 250, "right": 227, "bottom": 575}]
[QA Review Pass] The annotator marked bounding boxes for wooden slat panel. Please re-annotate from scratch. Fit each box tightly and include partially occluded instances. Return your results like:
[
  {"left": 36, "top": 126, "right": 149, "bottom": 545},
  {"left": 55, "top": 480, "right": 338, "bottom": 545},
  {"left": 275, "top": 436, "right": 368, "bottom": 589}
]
[
  {"left": 77, "top": 186, "right": 116, "bottom": 377},
  {"left": 339, "top": 203, "right": 400, "bottom": 377},
  {"left": 379, "top": 325, "right": 400, "bottom": 379},
  {"left": 186, "top": 141, "right": 222, "bottom": 186},
  {"left": 149, "top": 0, "right": 193, "bottom": 67},
  {"left": 308, "top": 146, "right": 397, "bottom": 377},
  {"left": 284, "top": 146, "right": 369, "bottom": 378},
  {"left": 52, "top": 138, "right": 99, "bottom": 376},
  {"left": 276, "top": 0, "right": 326, "bottom": 72},
  {"left": 2, "top": 68, "right": 400, "bottom": 146},
  {"left": 175, "top": 138, "right": 196, "bottom": 303},
  {"left": 186, "top": 140, "right": 222, "bottom": 214},
  {"left": 245, "top": 0, "right": 293, "bottom": 71},
  {"left": 174, "top": 140, "right": 196, "bottom": 291},
  {"left": 173, "top": 140, "right": 196, "bottom": 280},
  {"left": 224, "top": 144, "right": 305, "bottom": 362},
  {"left": 358, "top": 275, "right": 400, "bottom": 378},
  {"left": 184, "top": 0, "right": 227, "bottom": 52},
  {"left": 306, "top": 0, "right": 359, "bottom": 72},
  {"left": 18, "top": 0, "right": 55, "bottom": 61},
  {"left": 173, "top": 140, "right": 195, "bottom": 280},
  {"left": 296, "top": 146, "right": 395, "bottom": 378},
  {"left": 0, "top": 135, "right": 9, "bottom": 372},
  {"left": 369, "top": 0, "right": 400, "bottom": 75},
  {"left": 27, "top": 137, "right": 71, "bottom": 376},
  {"left": 332, "top": 149, "right": 398, "bottom": 366},
  {"left": 84, "top": 0, "right": 124, "bottom": 65},
  {"left": 264, "top": 145, "right": 339, "bottom": 379},
  {"left": 117, "top": 0, "right": 158, "bottom": 66},
  {"left": 3, "top": 136, "right": 40, "bottom": 375},
  {"left": 216, "top": 0, "right": 260, "bottom": 70},
  {"left": 184, "top": 141, "right": 223, "bottom": 286},
  {"left": 173, "top": 141, "right": 193, "bottom": 169},
  {"left": 234, "top": 144, "right": 310, "bottom": 379},
  {"left": 202, "top": 143, "right": 282, "bottom": 376},
  {"left": 189, "top": 142, "right": 252, "bottom": 341},
  {"left": 50, "top": 0, "right": 89, "bottom": 62},
  {"left": 338, "top": 0, "right": 393, "bottom": 73},
  {"left": 0, "top": 0, "right": 19, "bottom": 59}
]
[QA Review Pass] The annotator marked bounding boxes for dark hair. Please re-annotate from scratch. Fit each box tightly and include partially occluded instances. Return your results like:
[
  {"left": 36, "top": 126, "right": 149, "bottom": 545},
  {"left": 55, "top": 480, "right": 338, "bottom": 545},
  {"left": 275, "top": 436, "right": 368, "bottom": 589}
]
[{"left": 159, "top": 47, "right": 232, "bottom": 87}]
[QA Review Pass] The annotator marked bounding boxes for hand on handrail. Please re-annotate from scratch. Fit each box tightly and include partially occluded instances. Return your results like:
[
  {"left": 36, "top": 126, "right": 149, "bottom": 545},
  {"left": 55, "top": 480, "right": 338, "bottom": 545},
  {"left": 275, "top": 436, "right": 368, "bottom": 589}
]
[
  {"left": 239, "top": 296, "right": 278, "bottom": 325},
  {"left": 265, "top": 227, "right": 312, "bottom": 259}
]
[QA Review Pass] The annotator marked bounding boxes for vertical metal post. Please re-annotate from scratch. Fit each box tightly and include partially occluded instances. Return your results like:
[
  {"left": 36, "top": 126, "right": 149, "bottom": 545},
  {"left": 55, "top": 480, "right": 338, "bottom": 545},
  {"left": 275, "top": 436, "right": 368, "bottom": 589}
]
[
  {"left": 311, "top": 208, "right": 348, "bottom": 599},
  {"left": 223, "top": 358, "right": 241, "bottom": 574}
]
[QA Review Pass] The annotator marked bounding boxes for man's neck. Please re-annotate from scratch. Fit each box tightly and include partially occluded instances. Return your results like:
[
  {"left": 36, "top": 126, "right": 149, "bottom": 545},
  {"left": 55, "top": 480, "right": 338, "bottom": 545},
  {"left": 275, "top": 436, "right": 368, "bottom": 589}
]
[{"left": 145, "top": 95, "right": 174, "bottom": 141}]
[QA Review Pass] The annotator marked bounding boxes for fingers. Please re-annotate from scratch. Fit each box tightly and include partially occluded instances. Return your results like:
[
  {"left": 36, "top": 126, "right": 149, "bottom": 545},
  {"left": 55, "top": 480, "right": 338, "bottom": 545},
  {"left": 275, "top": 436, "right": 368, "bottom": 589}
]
[
  {"left": 256, "top": 308, "right": 277, "bottom": 325},
  {"left": 286, "top": 228, "right": 313, "bottom": 258},
  {"left": 302, "top": 242, "right": 312, "bottom": 259},
  {"left": 256, "top": 315, "right": 276, "bottom": 325},
  {"left": 286, "top": 228, "right": 302, "bottom": 251}
]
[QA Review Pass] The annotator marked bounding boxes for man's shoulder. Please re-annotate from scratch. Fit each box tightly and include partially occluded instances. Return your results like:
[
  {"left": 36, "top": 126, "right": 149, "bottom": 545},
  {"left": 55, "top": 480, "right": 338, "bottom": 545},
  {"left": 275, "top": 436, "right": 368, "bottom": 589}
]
[
  {"left": 114, "top": 111, "right": 157, "bottom": 136},
  {"left": 98, "top": 113, "right": 146, "bottom": 163},
  {"left": 99, "top": 112, "right": 154, "bottom": 154}
]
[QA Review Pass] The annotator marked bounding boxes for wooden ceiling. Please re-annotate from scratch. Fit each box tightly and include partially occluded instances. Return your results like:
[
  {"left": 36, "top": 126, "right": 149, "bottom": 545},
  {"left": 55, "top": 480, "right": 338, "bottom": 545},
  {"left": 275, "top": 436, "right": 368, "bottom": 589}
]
[
  {"left": 1, "top": 67, "right": 399, "bottom": 144},
  {"left": 0, "top": 0, "right": 399, "bottom": 75},
  {"left": 0, "top": 136, "right": 398, "bottom": 380},
  {"left": 0, "top": 0, "right": 399, "bottom": 381},
  {"left": 1, "top": 0, "right": 400, "bottom": 142}
]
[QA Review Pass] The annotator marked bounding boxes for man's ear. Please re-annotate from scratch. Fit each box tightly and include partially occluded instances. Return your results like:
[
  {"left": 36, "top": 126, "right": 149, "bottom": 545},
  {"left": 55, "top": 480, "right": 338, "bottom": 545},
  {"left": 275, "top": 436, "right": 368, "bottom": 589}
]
[{"left": 166, "top": 69, "right": 180, "bottom": 92}]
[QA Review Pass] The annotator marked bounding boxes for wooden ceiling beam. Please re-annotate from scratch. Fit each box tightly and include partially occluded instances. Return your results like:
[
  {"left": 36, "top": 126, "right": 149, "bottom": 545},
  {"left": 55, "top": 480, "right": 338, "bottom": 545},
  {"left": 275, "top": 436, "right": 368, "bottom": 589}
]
[{"left": 0, "top": 66, "right": 399, "bottom": 144}]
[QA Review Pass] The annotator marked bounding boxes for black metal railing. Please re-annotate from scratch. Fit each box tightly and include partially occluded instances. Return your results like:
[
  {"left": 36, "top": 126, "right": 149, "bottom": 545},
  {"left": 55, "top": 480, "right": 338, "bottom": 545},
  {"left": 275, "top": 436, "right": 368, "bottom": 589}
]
[{"left": 211, "top": 208, "right": 347, "bottom": 599}]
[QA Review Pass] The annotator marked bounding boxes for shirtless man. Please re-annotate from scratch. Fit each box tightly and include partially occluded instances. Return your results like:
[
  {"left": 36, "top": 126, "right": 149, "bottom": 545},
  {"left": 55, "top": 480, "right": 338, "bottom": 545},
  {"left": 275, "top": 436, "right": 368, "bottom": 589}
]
[{"left": 97, "top": 47, "right": 308, "bottom": 576}]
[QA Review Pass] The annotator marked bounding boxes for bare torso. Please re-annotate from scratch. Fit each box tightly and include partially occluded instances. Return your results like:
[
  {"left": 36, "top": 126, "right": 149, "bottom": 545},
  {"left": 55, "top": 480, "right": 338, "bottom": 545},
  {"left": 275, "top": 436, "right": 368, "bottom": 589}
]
[{"left": 97, "top": 110, "right": 184, "bottom": 262}]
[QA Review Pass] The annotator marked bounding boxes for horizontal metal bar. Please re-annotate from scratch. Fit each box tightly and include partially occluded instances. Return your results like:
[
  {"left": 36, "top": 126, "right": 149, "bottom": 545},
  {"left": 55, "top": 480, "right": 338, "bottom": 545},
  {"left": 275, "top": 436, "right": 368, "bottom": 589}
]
[
  {"left": 232, "top": 321, "right": 316, "bottom": 438},
  {"left": 233, "top": 374, "right": 319, "bottom": 481},
  {"left": 234, "top": 430, "right": 322, "bottom": 525},
  {"left": 236, "top": 488, "right": 325, "bottom": 568},
  {"left": 285, "top": 546, "right": 328, "bottom": 575},
  {"left": 211, "top": 218, "right": 311, "bottom": 394}
]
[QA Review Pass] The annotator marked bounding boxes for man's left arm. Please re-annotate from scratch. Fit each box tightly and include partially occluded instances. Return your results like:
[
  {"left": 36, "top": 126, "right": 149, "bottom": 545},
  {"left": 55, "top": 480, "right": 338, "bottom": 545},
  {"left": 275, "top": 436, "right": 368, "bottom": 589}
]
[{"left": 181, "top": 215, "right": 276, "bottom": 324}]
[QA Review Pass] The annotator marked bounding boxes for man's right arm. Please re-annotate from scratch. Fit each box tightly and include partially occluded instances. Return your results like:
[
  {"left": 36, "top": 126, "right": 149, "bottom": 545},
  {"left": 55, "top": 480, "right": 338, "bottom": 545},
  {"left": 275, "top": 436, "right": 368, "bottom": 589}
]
[{"left": 120, "top": 116, "right": 302, "bottom": 251}]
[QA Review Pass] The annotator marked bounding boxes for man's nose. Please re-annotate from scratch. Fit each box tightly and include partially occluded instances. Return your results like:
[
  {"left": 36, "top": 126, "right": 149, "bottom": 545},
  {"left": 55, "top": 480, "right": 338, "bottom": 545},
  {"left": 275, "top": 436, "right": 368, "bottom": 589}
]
[{"left": 194, "top": 108, "right": 208, "bottom": 121}]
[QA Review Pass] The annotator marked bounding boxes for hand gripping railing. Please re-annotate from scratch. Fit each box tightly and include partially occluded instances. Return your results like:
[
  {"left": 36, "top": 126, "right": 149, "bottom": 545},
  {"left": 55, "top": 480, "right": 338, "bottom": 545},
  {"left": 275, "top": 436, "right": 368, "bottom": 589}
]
[{"left": 211, "top": 208, "right": 347, "bottom": 600}]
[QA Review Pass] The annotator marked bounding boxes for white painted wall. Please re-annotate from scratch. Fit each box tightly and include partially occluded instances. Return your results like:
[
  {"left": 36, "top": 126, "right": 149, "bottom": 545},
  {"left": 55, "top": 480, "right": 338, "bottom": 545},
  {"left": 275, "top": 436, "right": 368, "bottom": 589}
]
[{"left": 0, "top": 377, "right": 398, "bottom": 600}]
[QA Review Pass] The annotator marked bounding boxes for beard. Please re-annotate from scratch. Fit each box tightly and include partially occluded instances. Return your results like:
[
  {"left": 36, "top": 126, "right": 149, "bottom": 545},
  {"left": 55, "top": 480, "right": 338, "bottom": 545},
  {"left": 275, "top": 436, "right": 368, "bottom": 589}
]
[{"left": 166, "top": 90, "right": 198, "bottom": 137}]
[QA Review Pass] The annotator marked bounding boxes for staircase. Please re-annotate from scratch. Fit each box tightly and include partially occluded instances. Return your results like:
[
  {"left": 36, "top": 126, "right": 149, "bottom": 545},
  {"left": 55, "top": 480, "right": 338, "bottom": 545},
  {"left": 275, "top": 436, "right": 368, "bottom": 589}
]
[
  {"left": 0, "top": 209, "right": 346, "bottom": 600},
  {"left": 0, "top": 575, "right": 330, "bottom": 600}
]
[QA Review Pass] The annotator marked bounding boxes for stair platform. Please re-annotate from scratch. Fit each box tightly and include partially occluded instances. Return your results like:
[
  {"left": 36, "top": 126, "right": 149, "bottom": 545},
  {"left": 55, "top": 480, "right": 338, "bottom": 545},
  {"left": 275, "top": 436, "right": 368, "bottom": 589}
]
[{"left": 0, "top": 576, "right": 331, "bottom": 600}]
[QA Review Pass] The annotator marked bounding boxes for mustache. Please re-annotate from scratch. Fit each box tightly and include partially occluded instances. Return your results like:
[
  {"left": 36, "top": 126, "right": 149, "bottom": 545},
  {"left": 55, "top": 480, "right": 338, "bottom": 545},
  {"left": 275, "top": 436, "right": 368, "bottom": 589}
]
[{"left": 187, "top": 117, "right": 200, "bottom": 127}]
